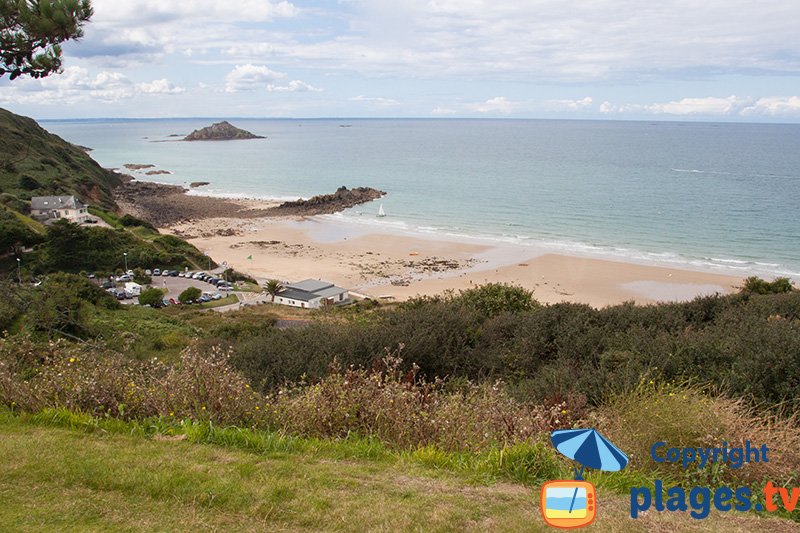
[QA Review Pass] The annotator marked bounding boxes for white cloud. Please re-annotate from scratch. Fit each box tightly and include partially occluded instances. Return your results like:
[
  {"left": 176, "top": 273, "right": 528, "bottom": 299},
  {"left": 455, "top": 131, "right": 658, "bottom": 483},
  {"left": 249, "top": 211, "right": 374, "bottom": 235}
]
[
  {"left": 545, "top": 97, "right": 594, "bottom": 111},
  {"left": 431, "top": 106, "right": 457, "bottom": 115},
  {"left": 225, "top": 64, "right": 286, "bottom": 92},
  {"left": 91, "top": 0, "right": 298, "bottom": 24},
  {"left": 644, "top": 96, "right": 748, "bottom": 116},
  {"left": 596, "top": 95, "right": 800, "bottom": 118},
  {"left": 348, "top": 95, "right": 399, "bottom": 106},
  {"left": 469, "top": 96, "right": 515, "bottom": 114},
  {"left": 267, "top": 80, "right": 322, "bottom": 93},
  {"left": 137, "top": 79, "right": 186, "bottom": 94},
  {"left": 741, "top": 96, "right": 800, "bottom": 116},
  {"left": 0, "top": 67, "right": 187, "bottom": 105}
]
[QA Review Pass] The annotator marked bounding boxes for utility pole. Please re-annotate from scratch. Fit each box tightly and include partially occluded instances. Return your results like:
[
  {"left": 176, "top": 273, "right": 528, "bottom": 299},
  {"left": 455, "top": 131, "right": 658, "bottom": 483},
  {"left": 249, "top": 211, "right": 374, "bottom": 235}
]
[
  {"left": 123, "top": 252, "right": 128, "bottom": 272},
  {"left": 16, "top": 257, "right": 21, "bottom": 284}
]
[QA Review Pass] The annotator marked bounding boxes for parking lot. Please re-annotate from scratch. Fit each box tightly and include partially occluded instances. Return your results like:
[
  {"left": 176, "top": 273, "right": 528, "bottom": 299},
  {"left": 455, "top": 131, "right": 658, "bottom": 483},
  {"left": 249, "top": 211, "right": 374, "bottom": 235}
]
[
  {"left": 102, "top": 268, "right": 239, "bottom": 306},
  {"left": 151, "top": 271, "right": 233, "bottom": 301}
]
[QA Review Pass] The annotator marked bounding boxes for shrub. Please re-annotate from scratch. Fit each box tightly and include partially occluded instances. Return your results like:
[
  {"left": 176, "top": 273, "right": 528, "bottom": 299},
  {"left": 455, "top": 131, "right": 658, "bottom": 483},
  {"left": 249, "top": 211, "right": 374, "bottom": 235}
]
[
  {"left": 119, "top": 214, "right": 156, "bottom": 231},
  {"left": 18, "top": 175, "right": 40, "bottom": 191},
  {"left": 458, "top": 283, "right": 538, "bottom": 317},
  {"left": 742, "top": 276, "right": 795, "bottom": 295},
  {"left": 138, "top": 288, "right": 165, "bottom": 307},
  {"left": 223, "top": 268, "right": 256, "bottom": 284},
  {"left": 179, "top": 287, "right": 201, "bottom": 304}
]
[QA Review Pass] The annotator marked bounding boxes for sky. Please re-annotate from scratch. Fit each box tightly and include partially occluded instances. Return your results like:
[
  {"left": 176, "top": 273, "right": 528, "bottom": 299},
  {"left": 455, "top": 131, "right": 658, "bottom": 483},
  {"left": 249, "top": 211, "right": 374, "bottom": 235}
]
[{"left": 2, "top": 0, "right": 800, "bottom": 121}]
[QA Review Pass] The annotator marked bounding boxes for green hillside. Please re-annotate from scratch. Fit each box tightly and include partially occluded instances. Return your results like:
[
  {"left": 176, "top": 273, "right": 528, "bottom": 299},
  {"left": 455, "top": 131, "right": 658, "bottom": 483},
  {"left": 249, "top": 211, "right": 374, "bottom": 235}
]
[{"left": 0, "top": 107, "right": 120, "bottom": 211}]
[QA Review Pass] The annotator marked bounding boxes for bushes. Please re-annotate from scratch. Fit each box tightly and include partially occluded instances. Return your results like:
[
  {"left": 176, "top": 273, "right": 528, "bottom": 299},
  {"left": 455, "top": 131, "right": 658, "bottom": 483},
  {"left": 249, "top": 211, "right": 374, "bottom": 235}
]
[
  {"left": 742, "top": 276, "right": 795, "bottom": 295},
  {"left": 119, "top": 214, "right": 156, "bottom": 231},
  {"left": 458, "top": 283, "right": 537, "bottom": 317},
  {"left": 229, "top": 289, "right": 800, "bottom": 409},
  {"left": 138, "top": 288, "right": 164, "bottom": 307},
  {"left": 30, "top": 220, "right": 205, "bottom": 274},
  {"left": 223, "top": 268, "right": 256, "bottom": 284},
  {"left": 0, "top": 342, "right": 581, "bottom": 452},
  {"left": 179, "top": 287, "right": 201, "bottom": 304}
]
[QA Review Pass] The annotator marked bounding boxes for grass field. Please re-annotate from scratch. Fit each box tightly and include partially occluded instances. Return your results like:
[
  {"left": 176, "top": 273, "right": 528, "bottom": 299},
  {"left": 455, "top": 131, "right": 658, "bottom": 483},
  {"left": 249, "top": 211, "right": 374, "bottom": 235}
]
[{"left": 0, "top": 411, "right": 796, "bottom": 532}]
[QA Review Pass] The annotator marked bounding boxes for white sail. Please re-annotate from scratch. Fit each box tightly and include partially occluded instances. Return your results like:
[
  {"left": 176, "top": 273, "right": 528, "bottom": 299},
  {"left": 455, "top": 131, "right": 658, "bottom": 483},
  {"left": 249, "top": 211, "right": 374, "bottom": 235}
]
[{"left": 377, "top": 204, "right": 386, "bottom": 217}]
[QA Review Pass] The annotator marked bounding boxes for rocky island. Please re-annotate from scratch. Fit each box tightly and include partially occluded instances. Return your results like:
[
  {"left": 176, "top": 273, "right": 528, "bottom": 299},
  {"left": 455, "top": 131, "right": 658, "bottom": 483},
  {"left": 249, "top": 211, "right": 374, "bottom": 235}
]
[{"left": 184, "top": 121, "right": 265, "bottom": 141}]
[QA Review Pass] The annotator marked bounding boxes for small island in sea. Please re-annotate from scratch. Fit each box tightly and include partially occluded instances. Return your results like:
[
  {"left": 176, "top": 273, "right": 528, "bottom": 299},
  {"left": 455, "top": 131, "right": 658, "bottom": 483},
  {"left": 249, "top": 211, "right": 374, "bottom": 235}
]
[{"left": 184, "top": 121, "right": 265, "bottom": 141}]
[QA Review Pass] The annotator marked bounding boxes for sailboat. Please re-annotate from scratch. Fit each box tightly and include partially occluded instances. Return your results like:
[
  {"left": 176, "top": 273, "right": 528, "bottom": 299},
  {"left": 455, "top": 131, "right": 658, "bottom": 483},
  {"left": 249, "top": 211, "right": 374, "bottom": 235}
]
[{"left": 377, "top": 204, "right": 386, "bottom": 217}]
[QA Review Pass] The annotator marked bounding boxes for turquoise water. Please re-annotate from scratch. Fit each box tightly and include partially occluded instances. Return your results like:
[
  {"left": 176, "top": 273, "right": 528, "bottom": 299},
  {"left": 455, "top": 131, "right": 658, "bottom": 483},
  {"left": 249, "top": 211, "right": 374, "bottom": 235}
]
[{"left": 43, "top": 118, "right": 800, "bottom": 278}]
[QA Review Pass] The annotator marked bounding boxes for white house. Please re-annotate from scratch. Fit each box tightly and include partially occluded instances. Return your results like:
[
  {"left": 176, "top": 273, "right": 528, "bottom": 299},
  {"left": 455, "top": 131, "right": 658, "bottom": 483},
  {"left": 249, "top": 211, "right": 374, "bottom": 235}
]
[
  {"left": 273, "top": 279, "right": 350, "bottom": 309},
  {"left": 30, "top": 196, "right": 90, "bottom": 224}
]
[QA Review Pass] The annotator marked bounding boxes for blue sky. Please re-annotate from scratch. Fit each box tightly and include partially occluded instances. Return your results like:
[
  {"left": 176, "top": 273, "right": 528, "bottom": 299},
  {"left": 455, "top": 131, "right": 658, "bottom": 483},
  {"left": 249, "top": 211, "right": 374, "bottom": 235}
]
[{"left": 2, "top": 0, "right": 800, "bottom": 121}]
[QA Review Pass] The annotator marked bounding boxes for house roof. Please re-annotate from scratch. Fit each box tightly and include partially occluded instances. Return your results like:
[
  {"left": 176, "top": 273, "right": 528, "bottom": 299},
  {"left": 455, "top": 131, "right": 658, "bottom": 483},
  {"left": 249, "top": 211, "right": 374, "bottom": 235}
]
[
  {"left": 286, "top": 279, "right": 334, "bottom": 292},
  {"left": 278, "top": 280, "right": 349, "bottom": 302},
  {"left": 31, "top": 196, "right": 86, "bottom": 211},
  {"left": 277, "top": 288, "right": 317, "bottom": 302},
  {"left": 314, "top": 286, "right": 348, "bottom": 298}
]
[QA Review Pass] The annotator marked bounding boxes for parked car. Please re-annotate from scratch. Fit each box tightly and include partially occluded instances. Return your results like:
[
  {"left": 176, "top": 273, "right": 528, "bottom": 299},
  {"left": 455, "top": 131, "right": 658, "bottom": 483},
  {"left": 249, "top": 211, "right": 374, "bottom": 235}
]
[
  {"left": 211, "top": 293, "right": 223, "bottom": 300},
  {"left": 117, "top": 274, "right": 133, "bottom": 282},
  {"left": 198, "top": 295, "right": 211, "bottom": 303},
  {"left": 101, "top": 281, "right": 115, "bottom": 289},
  {"left": 126, "top": 270, "right": 134, "bottom": 276},
  {"left": 145, "top": 269, "right": 152, "bottom": 276},
  {"left": 168, "top": 270, "right": 178, "bottom": 277},
  {"left": 192, "top": 272, "right": 206, "bottom": 279},
  {"left": 153, "top": 269, "right": 161, "bottom": 276}
]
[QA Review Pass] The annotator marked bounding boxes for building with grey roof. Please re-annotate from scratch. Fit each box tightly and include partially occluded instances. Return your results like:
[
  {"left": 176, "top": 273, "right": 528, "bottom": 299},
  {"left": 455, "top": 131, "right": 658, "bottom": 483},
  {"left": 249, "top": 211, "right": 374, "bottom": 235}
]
[
  {"left": 30, "top": 196, "right": 90, "bottom": 224},
  {"left": 273, "top": 279, "right": 350, "bottom": 309}
]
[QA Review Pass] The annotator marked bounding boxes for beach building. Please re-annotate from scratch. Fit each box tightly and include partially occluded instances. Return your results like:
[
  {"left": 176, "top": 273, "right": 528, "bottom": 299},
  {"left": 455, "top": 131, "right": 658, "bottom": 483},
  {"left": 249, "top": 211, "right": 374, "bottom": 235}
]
[
  {"left": 30, "top": 196, "right": 90, "bottom": 224},
  {"left": 273, "top": 279, "right": 349, "bottom": 309}
]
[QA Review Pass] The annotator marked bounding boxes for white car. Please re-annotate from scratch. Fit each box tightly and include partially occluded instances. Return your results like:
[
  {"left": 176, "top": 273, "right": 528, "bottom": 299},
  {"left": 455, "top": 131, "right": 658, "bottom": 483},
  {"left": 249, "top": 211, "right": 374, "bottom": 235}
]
[{"left": 192, "top": 272, "right": 206, "bottom": 279}]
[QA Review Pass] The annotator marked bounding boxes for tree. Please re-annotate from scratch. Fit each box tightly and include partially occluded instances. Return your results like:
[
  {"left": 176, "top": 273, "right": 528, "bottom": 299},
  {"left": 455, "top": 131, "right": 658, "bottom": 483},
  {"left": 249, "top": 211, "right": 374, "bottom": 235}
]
[
  {"left": 178, "top": 286, "right": 201, "bottom": 304},
  {"left": 1, "top": 0, "right": 93, "bottom": 80},
  {"left": 138, "top": 287, "right": 164, "bottom": 308},
  {"left": 264, "top": 279, "right": 283, "bottom": 302}
]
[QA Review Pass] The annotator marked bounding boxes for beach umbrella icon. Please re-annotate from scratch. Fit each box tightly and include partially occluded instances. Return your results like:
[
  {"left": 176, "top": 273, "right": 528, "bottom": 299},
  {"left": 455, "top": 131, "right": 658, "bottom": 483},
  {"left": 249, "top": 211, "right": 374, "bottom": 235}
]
[{"left": 550, "top": 428, "right": 629, "bottom": 514}]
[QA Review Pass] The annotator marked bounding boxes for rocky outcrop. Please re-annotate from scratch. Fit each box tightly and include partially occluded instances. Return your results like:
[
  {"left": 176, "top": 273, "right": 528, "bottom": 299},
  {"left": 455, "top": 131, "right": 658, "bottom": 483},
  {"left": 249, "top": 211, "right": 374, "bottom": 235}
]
[
  {"left": 184, "top": 121, "right": 265, "bottom": 141},
  {"left": 267, "top": 186, "right": 386, "bottom": 216}
]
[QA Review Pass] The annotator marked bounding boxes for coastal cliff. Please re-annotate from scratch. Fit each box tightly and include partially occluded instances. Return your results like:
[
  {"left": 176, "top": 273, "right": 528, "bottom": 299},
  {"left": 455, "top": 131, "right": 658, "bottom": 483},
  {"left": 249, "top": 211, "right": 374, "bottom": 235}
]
[{"left": 184, "top": 121, "right": 265, "bottom": 141}]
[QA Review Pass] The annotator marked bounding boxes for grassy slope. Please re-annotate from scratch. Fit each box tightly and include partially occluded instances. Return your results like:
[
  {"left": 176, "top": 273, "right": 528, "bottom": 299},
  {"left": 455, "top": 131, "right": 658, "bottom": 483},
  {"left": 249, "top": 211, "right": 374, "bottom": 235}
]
[
  {"left": 0, "top": 108, "right": 121, "bottom": 210},
  {"left": 0, "top": 413, "right": 795, "bottom": 532}
]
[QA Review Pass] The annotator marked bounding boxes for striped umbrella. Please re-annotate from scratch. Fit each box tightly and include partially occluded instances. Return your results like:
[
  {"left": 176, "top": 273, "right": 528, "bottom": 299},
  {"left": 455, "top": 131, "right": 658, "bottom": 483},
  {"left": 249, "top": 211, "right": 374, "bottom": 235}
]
[{"left": 551, "top": 428, "right": 629, "bottom": 513}]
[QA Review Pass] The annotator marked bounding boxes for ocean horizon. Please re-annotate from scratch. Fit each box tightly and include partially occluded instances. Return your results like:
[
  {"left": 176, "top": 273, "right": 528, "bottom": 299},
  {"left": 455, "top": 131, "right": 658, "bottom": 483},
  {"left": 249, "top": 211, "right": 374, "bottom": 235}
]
[{"left": 42, "top": 117, "right": 800, "bottom": 280}]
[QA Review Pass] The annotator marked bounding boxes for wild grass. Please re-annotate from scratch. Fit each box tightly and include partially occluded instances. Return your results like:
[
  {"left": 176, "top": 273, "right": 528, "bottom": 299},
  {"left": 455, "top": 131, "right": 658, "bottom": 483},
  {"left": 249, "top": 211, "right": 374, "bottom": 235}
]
[
  {"left": 3, "top": 409, "right": 798, "bottom": 531},
  {"left": 596, "top": 380, "right": 800, "bottom": 487}
]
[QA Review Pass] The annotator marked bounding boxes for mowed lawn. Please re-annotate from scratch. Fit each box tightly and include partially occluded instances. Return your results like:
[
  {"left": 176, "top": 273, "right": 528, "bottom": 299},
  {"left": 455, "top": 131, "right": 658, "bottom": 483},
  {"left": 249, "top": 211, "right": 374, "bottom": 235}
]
[{"left": 0, "top": 417, "right": 797, "bottom": 532}]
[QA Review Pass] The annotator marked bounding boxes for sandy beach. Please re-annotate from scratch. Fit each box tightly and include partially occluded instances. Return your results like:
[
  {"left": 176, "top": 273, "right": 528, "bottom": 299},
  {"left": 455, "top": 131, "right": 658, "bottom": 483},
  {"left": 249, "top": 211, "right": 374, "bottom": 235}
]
[{"left": 158, "top": 195, "right": 744, "bottom": 307}]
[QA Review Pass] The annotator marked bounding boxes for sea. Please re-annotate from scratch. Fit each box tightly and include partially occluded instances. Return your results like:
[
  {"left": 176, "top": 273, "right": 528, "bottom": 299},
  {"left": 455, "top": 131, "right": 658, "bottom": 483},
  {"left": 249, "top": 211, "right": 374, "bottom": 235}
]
[{"left": 41, "top": 118, "right": 800, "bottom": 280}]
